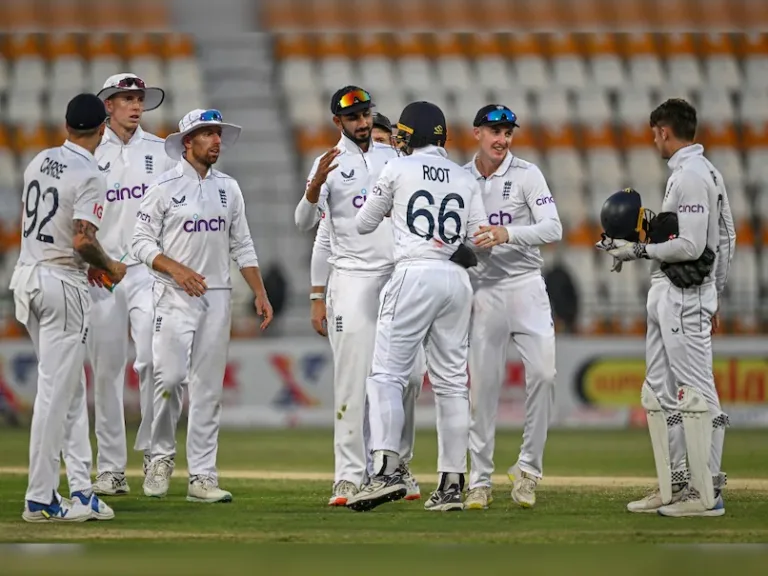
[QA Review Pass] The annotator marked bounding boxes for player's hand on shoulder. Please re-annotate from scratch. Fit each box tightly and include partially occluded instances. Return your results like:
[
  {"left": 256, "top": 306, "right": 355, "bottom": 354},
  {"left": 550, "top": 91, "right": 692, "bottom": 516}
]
[
  {"left": 310, "top": 299, "right": 328, "bottom": 337},
  {"left": 169, "top": 262, "right": 208, "bottom": 297},
  {"left": 254, "top": 291, "right": 274, "bottom": 331},
  {"left": 473, "top": 225, "right": 509, "bottom": 248}
]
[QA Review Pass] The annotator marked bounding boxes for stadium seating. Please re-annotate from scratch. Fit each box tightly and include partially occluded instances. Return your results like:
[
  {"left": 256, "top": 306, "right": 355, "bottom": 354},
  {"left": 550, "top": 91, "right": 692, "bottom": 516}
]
[{"left": 267, "top": 20, "right": 768, "bottom": 334}]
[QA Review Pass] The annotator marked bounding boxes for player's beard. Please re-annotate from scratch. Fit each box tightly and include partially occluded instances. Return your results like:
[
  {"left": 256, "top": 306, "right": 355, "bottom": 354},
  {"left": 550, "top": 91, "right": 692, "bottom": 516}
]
[{"left": 194, "top": 147, "right": 219, "bottom": 167}]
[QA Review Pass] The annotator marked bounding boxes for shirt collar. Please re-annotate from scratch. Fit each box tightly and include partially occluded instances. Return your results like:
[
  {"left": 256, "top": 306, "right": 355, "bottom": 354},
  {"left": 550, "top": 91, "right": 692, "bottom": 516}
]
[
  {"left": 181, "top": 157, "right": 213, "bottom": 180},
  {"left": 409, "top": 145, "right": 448, "bottom": 159},
  {"left": 667, "top": 143, "right": 704, "bottom": 170},
  {"left": 336, "top": 132, "right": 372, "bottom": 156},
  {"left": 62, "top": 140, "right": 97, "bottom": 165},
  {"left": 469, "top": 151, "right": 513, "bottom": 179},
  {"left": 103, "top": 124, "right": 145, "bottom": 147}
]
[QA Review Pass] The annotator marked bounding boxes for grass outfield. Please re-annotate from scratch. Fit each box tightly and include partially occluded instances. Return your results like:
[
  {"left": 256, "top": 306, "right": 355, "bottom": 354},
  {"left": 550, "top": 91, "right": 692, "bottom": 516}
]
[{"left": 1, "top": 427, "right": 768, "bottom": 573}]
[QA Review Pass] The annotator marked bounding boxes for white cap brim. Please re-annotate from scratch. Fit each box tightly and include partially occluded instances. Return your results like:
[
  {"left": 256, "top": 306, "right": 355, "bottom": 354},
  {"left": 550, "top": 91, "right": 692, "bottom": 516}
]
[
  {"left": 164, "top": 122, "right": 242, "bottom": 161},
  {"left": 97, "top": 86, "right": 165, "bottom": 112}
]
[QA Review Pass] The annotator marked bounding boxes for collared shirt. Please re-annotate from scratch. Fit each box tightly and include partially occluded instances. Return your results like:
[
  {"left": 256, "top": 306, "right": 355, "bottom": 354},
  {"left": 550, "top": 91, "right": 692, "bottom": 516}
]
[
  {"left": 15, "top": 140, "right": 105, "bottom": 287},
  {"left": 295, "top": 133, "right": 398, "bottom": 276},
  {"left": 646, "top": 144, "right": 736, "bottom": 294},
  {"left": 356, "top": 145, "right": 488, "bottom": 264},
  {"left": 131, "top": 159, "right": 259, "bottom": 290},
  {"left": 96, "top": 125, "right": 177, "bottom": 265},
  {"left": 463, "top": 151, "right": 562, "bottom": 286}
]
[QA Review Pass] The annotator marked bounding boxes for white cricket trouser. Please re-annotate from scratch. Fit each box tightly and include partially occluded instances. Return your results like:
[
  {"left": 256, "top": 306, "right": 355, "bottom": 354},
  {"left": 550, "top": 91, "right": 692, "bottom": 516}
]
[
  {"left": 60, "top": 371, "right": 93, "bottom": 495},
  {"left": 150, "top": 284, "right": 230, "bottom": 479},
  {"left": 645, "top": 279, "right": 726, "bottom": 478},
  {"left": 24, "top": 268, "right": 91, "bottom": 504},
  {"left": 88, "top": 264, "right": 158, "bottom": 474},
  {"left": 367, "top": 260, "right": 473, "bottom": 474},
  {"left": 327, "top": 270, "right": 424, "bottom": 486},
  {"left": 468, "top": 275, "right": 556, "bottom": 488}
]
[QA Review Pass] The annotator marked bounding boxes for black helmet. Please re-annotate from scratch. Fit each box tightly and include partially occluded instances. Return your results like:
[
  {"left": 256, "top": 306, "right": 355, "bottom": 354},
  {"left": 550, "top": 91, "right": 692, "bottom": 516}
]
[
  {"left": 600, "top": 188, "right": 655, "bottom": 243},
  {"left": 396, "top": 101, "right": 447, "bottom": 150}
]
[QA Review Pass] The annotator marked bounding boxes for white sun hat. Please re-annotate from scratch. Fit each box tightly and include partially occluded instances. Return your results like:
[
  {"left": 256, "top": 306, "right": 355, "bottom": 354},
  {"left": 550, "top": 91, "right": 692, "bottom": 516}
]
[
  {"left": 164, "top": 109, "right": 242, "bottom": 161},
  {"left": 97, "top": 73, "right": 165, "bottom": 111}
]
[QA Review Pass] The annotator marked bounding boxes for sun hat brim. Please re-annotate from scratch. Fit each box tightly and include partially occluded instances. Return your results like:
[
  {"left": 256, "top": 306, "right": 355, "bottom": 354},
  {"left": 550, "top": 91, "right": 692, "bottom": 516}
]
[
  {"left": 164, "top": 121, "right": 242, "bottom": 161},
  {"left": 97, "top": 86, "right": 165, "bottom": 112}
]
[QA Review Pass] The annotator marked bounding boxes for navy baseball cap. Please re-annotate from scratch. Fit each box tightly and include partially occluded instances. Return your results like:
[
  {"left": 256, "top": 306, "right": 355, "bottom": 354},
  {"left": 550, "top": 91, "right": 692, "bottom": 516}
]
[
  {"left": 473, "top": 104, "right": 520, "bottom": 128},
  {"left": 66, "top": 93, "right": 107, "bottom": 130},
  {"left": 372, "top": 112, "right": 393, "bottom": 133}
]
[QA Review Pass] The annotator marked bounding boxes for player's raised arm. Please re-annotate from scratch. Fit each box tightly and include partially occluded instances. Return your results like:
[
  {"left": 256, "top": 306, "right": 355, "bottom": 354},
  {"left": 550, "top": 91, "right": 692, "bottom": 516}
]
[
  {"left": 509, "top": 165, "right": 562, "bottom": 246},
  {"left": 356, "top": 164, "right": 394, "bottom": 234},
  {"left": 73, "top": 175, "right": 126, "bottom": 285},
  {"left": 229, "top": 183, "right": 273, "bottom": 330},
  {"left": 646, "top": 171, "right": 709, "bottom": 263},
  {"left": 295, "top": 149, "right": 338, "bottom": 231}
]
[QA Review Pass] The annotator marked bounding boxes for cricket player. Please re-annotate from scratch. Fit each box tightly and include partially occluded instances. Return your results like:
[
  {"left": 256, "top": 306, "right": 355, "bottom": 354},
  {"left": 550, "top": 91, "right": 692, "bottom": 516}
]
[
  {"left": 600, "top": 99, "right": 735, "bottom": 517},
  {"left": 133, "top": 109, "right": 273, "bottom": 502},
  {"left": 345, "top": 101, "right": 492, "bottom": 513},
  {"left": 461, "top": 105, "right": 562, "bottom": 510},
  {"left": 87, "top": 73, "right": 180, "bottom": 496},
  {"left": 12, "top": 94, "right": 127, "bottom": 522},
  {"left": 371, "top": 112, "right": 394, "bottom": 146},
  {"left": 297, "top": 86, "right": 425, "bottom": 506}
]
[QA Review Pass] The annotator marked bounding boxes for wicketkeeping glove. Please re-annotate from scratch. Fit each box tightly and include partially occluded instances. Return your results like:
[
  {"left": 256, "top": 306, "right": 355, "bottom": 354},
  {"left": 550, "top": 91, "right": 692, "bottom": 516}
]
[
  {"left": 595, "top": 234, "right": 628, "bottom": 273},
  {"left": 449, "top": 243, "right": 478, "bottom": 269},
  {"left": 661, "top": 247, "right": 716, "bottom": 289}
]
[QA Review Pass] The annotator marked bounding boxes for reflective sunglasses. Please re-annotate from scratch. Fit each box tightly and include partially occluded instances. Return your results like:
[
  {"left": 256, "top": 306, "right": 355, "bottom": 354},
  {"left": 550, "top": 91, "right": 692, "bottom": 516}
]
[
  {"left": 116, "top": 76, "right": 147, "bottom": 89},
  {"left": 336, "top": 89, "right": 371, "bottom": 111},
  {"left": 481, "top": 107, "right": 518, "bottom": 125},
  {"left": 199, "top": 109, "right": 224, "bottom": 122}
]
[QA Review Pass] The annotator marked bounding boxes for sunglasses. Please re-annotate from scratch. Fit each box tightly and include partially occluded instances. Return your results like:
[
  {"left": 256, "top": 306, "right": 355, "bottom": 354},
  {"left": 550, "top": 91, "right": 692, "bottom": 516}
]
[
  {"left": 116, "top": 76, "right": 147, "bottom": 89},
  {"left": 337, "top": 89, "right": 371, "bottom": 111},
  {"left": 482, "top": 108, "right": 518, "bottom": 125},
  {"left": 199, "top": 109, "right": 223, "bottom": 122}
]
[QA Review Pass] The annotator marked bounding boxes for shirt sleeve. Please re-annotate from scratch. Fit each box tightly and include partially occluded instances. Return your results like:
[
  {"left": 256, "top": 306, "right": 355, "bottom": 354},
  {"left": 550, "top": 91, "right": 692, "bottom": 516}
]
[
  {"left": 714, "top": 190, "right": 736, "bottom": 296},
  {"left": 310, "top": 213, "right": 332, "bottom": 287},
  {"left": 356, "top": 163, "right": 394, "bottom": 235},
  {"left": 466, "top": 179, "right": 490, "bottom": 239},
  {"left": 646, "top": 171, "right": 709, "bottom": 263},
  {"left": 229, "top": 182, "right": 260, "bottom": 269},
  {"left": 295, "top": 157, "right": 330, "bottom": 231},
  {"left": 73, "top": 174, "right": 105, "bottom": 229},
  {"left": 131, "top": 182, "right": 166, "bottom": 268},
  {"left": 505, "top": 165, "right": 562, "bottom": 246}
]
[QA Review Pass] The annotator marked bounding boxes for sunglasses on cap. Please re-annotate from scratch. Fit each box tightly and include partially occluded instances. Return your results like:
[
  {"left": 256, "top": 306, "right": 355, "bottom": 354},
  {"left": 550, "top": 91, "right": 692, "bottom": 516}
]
[
  {"left": 116, "top": 76, "right": 147, "bottom": 89},
  {"left": 336, "top": 89, "right": 371, "bottom": 111},
  {"left": 480, "top": 107, "right": 518, "bottom": 125},
  {"left": 199, "top": 109, "right": 224, "bottom": 122}
]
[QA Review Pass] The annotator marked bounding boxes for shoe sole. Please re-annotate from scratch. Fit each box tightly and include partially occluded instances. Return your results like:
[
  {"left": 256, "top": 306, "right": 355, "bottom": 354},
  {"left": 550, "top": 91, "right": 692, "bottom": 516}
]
[
  {"left": 657, "top": 508, "right": 725, "bottom": 518},
  {"left": 425, "top": 502, "right": 464, "bottom": 512},
  {"left": 90, "top": 511, "right": 116, "bottom": 521},
  {"left": 93, "top": 488, "right": 130, "bottom": 496},
  {"left": 404, "top": 494, "right": 421, "bottom": 501},
  {"left": 464, "top": 502, "right": 488, "bottom": 510},
  {"left": 346, "top": 487, "right": 406, "bottom": 512},
  {"left": 512, "top": 494, "right": 535, "bottom": 509},
  {"left": 328, "top": 497, "right": 348, "bottom": 506},
  {"left": 186, "top": 494, "right": 233, "bottom": 503},
  {"left": 627, "top": 507, "right": 663, "bottom": 514},
  {"left": 22, "top": 514, "right": 91, "bottom": 523}
]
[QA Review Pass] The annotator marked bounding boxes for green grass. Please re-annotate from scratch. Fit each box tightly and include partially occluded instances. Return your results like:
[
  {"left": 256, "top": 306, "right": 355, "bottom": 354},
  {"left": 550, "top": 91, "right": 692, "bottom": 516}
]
[{"left": 2, "top": 427, "right": 768, "bottom": 573}]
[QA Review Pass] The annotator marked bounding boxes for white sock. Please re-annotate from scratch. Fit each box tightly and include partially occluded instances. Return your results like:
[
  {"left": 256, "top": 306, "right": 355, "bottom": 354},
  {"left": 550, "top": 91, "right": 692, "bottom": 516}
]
[{"left": 372, "top": 450, "right": 399, "bottom": 476}]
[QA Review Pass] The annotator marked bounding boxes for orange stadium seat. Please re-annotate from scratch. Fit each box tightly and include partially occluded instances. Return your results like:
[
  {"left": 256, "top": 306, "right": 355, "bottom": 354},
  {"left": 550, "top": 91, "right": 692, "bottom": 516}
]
[
  {"left": 1, "top": 0, "right": 37, "bottom": 32},
  {"left": 129, "top": 0, "right": 171, "bottom": 30},
  {"left": 42, "top": 0, "right": 86, "bottom": 30}
]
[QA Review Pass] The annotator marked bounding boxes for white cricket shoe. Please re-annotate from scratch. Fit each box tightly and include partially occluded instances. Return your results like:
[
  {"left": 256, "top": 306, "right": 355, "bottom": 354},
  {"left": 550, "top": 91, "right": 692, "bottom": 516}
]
[
  {"left": 71, "top": 490, "right": 115, "bottom": 521},
  {"left": 508, "top": 464, "right": 538, "bottom": 508},
  {"left": 464, "top": 486, "right": 493, "bottom": 510},
  {"left": 143, "top": 453, "right": 151, "bottom": 477},
  {"left": 93, "top": 471, "right": 130, "bottom": 496},
  {"left": 346, "top": 473, "right": 407, "bottom": 512},
  {"left": 657, "top": 487, "right": 725, "bottom": 517},
  {"left": 627, "top": 486, "right": 685, "bottom": 513},
  {"left": 424, "top": 485, "right": 464, "bottom": 512},
  {"left": 22, "top": 494, "right": 91, "bottom": 523},
  {"left": 143, "top": 457, "right": 174, "bottom": 498},
  {"left": 328, "top": 480, "right": 358, "bottom": 506},
  {"left": 398, "top": 463, "right": 421, "bottom": 501},
  {"left": 187, "top": 475, "right": 233, "bottom": 503}
]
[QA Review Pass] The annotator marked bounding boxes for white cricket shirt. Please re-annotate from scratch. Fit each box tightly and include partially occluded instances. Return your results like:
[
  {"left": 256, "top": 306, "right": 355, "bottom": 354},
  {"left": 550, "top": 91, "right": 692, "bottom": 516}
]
[
  {"left": 645, "top": 144, "right": 736, "bottom": 295},
  {"left": 13, "top": 140, "right": 105, "bottom": 288},
  {"left": 464, "top": 152, "right": 562, "bottom": 287},
  {"left": 356, "top": 146, "right": 488, "bottom": 264},
  {"left": 96, "top": 125, "right": 177, "bottom": 265},
  {"left": 131, "top": 159, "right": 259, "bottom": 290},
  {"left": 295, "top": 134, "right": 398, "bottom": 276}
]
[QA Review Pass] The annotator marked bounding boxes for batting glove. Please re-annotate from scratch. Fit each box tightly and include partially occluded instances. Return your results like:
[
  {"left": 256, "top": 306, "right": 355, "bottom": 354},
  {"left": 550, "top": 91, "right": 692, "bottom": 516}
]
[{"left": 608, "top": 242, "right": 648, "bottom": 262}]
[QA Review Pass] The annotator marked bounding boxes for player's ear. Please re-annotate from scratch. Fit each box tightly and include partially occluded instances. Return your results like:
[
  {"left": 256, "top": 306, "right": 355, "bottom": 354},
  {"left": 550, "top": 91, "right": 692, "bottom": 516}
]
[
  {"left": 473, "top": 127, "right": 480, "bottom": 141},
  {"left": 332, "top": 115, "right": 342, "bottom": 131},
  {"left": 98, "top": 122, "right": 106, "bottom": 138}
]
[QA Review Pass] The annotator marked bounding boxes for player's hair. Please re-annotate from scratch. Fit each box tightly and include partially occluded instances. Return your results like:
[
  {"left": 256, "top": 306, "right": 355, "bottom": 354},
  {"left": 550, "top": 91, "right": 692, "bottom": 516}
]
[
  {"left": 649, "top": 99, "right": 697, "bottom": 142},
  {"left": 67, "top": 125, "right": 102, "bottom": 138}
]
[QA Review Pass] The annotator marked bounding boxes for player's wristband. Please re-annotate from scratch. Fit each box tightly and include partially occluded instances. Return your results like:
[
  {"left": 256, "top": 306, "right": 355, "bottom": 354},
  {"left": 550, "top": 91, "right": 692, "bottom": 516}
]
[{"left": 309, "top": 292, "right": 325, "bottom": 301}]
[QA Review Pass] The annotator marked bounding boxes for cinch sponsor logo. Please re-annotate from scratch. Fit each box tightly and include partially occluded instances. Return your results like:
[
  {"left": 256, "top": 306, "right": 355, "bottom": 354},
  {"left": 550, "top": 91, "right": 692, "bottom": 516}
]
[
  {"left": 183, "top": 216, "right": 226, "bottom": 232},
  {"left": 106, "top": 183, "right": 148, "bottom": 202},
  {"left": 489, "top": 211, "right": 513, "bottom": 225},
  {"left": 575, "top": 356, "right": 768, "bottom": 406},
  {"left": 353, "top": 188, "right": 368, "bottom": 209},
  {"left": 137, "top": 210, "right": 151, "bottom": 223},
  {"left": 535, "top": 196, "right": 555, "bottom": 206},
  {"left": 679, "top": 204, "right": 705, "bottom": 213}
]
